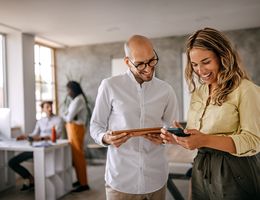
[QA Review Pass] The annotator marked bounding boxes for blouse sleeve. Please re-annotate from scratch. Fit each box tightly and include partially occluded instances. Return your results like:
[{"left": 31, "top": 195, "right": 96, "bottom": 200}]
[
  {"left": 230, "top": 83, "right": 260, "bottom": 156},
  {"left": 63, "top": 96, "right": 84, "bottom": 122}
]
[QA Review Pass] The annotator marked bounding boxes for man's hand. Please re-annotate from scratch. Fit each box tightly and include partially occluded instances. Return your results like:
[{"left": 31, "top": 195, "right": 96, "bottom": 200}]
[
  {"left": 143, "top": 133, "right": 163, "bottom": 145},
  {"left": 37, "top": 136, "right": 51, "bottom": 141},
  {"left": 16, "top": 134, "right": 27, "bottom": 141},
  {"left": 102, "top": 131, "right": 131, "bottom": 148}
]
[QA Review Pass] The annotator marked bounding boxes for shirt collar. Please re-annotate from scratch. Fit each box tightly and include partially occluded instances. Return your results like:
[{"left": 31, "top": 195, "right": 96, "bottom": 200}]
[
  {"left": 126, "top": 69, "right": 154, "bottom": 88},
  {"left": 46, "top": 114, "right": 54, "bottom": 120}
]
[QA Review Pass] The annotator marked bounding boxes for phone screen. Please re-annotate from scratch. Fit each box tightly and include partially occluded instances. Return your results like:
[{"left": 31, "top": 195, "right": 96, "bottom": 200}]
[{"left": 166, "top": 127, "right": 190, "bottom": 137}]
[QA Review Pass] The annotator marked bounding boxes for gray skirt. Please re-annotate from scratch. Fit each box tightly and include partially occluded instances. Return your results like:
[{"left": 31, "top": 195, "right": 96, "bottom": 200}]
[{"left": 192, "top": 148, "right": 260, "bottom": 200}]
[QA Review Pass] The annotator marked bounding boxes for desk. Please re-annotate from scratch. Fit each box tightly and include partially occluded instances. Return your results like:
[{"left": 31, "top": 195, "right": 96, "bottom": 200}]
[{"left": 0, "top": 139, "right": 73, "bottom": 200}]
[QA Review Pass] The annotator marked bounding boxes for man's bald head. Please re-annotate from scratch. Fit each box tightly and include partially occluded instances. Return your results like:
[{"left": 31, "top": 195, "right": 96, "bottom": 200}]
[{"left": 124, "top": 35, "right": 153, "bottom": 58}]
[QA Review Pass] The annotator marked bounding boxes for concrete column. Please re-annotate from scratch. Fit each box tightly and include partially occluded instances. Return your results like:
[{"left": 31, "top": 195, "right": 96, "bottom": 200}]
[{"left": 2, "top": 25, "right": 36, "bottom": 133}]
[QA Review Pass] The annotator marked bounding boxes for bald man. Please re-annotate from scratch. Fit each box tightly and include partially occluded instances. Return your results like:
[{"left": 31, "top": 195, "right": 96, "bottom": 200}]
[{"left": 90, "top": 35, "right": 179, "bottom": 200}]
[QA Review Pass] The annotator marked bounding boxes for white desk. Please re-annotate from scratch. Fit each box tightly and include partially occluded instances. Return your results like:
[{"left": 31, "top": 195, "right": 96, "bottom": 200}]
[{"left": 0, "top": 139, "right": 73, "bottom": 200}]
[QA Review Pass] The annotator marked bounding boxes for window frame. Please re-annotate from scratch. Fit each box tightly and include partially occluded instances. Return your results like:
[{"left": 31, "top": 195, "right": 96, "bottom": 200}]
[{"left": 34, "top": 42, "right": 57, "bottom": 119}]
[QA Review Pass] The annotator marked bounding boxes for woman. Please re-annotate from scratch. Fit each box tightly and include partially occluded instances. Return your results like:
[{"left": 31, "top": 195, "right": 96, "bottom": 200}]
[
  {"left": 63, "top": 81, "right": 90, "bottom": 192},
  {"left": 161, "top": 28, "right": 260, "bottom": 199}
]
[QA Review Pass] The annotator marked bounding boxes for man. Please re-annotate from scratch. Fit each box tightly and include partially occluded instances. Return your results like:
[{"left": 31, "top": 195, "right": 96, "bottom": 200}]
[
  {"left": 90, "top": 35, "right": 179, "bottom": 200},
  {"left": 8, "top": 101, "right": 64, "bottom": 191}
]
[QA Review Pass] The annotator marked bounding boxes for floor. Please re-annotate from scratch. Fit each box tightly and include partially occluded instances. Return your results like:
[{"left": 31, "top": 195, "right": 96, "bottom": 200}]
[
  {"left": 0, "top": 164, "right": 189, "bottom": 200},
  {"left": 0, "top": 158, "right": 190, "bottom": 200}
]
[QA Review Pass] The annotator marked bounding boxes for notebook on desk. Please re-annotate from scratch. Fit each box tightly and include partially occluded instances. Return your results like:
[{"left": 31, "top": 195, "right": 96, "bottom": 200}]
[{"left": 33, "top": 141, "right": 53, "bottom": 148}]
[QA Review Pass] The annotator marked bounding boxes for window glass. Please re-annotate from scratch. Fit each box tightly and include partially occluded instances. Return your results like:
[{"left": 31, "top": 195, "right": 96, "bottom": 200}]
[{"left": 34, "top": 44, "right": 56, "bottom": 119}]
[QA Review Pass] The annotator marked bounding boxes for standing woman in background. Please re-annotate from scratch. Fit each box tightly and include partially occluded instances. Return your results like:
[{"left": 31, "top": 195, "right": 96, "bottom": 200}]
[
  {"left": 63, "top": 81, "right": 91, "bottom": 192},
  {"left": 161, "top": 28, "right": 260, "bottom": 200}
]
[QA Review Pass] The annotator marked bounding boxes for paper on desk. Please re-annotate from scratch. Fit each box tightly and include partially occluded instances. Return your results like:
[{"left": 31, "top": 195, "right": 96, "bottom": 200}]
[{"left": 33, "top": 141, "right": 53, "bottom": 147}]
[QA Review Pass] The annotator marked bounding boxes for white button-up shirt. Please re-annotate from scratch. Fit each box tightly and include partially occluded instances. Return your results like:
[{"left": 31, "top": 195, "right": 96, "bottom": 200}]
[
  {"left": 31, "top": 115, "right": 64, "bottom": 138},
  {"left": 90, "top": 69, "right": 179, "bottom": 194}
]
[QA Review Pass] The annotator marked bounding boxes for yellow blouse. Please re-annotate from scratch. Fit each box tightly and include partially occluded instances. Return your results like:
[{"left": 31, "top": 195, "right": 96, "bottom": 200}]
[{"left": 186, "top": 79, "right": 260, "bottom": 157}]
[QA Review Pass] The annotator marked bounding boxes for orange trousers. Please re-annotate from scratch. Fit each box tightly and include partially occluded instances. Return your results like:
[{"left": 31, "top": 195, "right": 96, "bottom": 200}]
[{"left": 66, "top": 123, "right": 88, "bottom": 186}]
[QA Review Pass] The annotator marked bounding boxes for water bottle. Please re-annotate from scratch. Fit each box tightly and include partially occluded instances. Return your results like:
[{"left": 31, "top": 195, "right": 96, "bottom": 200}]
[{"left": 51, "top": 126, "right": 57, "bottom": 143}]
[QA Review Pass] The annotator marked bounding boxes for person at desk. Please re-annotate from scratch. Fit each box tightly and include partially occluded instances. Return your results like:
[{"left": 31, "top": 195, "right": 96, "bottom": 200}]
[{"left": 8, "top": 100, "right": 64, "bottom": 191}]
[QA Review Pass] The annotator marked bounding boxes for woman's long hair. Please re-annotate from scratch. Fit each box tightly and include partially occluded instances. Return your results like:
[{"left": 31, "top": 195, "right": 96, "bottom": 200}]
[
  {"left": 66, "top": 81, "right": 92, "bottom": 125},
  {"left": 185, "top": 27, "right": 249, "bottom": 106}
]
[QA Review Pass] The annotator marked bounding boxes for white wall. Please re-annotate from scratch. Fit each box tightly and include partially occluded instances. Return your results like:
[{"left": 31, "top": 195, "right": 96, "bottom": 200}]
[
  {"left": 0, "top": 25, "right": 36, "bottom": 132},
  {"left": 111, "top": 58, "right": 126, "bottom": 76}
]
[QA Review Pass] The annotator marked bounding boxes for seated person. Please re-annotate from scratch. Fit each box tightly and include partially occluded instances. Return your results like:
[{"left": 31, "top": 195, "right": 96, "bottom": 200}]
[{"left": 8, "top": 100, "right": 64, "bottom": 191}]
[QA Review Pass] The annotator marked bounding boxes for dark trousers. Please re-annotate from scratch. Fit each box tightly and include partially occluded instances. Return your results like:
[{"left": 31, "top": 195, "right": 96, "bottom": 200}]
[
  {"left": 8, "top": 152, "right": 33, "bottom": 180},
  {"left": 192, "top": 148, "right": 260, "bottom": 200}
]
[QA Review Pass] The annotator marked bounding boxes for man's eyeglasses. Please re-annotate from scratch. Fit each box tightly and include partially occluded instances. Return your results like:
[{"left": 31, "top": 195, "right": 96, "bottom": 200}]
[{"left": 128, "top": 50, "right": 159, "bottom": 71}]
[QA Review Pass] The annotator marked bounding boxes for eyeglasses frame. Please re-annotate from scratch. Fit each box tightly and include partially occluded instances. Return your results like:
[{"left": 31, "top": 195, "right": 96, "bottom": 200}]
[{"left": 128, "top": 50, "right": 159, "bottom": 71}]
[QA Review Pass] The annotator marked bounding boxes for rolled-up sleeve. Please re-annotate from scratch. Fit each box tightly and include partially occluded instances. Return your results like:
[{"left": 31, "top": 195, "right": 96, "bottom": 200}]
[{"left": 230, "top": 84, "right": 260, "bottom": 156}]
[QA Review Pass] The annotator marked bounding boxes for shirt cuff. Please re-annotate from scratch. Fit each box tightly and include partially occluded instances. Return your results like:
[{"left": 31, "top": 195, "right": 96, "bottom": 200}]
[
  {"left": 97, "top": 132, "right": 110, "bottom": 147},
  {"left": 230, "top": 135, "right": 257, "bottom": 156}
]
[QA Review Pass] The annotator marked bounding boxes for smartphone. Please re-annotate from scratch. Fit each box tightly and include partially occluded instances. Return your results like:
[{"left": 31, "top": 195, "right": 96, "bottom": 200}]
[{"left": 166, "top": 127, "right": 190, "bottom": 137}]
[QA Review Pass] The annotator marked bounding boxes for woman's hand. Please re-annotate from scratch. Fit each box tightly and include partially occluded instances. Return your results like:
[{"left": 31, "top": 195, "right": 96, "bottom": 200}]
[
  {"left": 160, "top": 128, "right": 176, "bottom": 144},
  {"left": 172, "top": 129, "right": 205, "bottom": 150},
  {"left": 163, "top": 121, "right": 236, "bottom": 153},
  {"left": 160, "top": 121, "right": 183, "bottom": 144},
  {"left": 102, "top": 131, "right": 131, "bottom": 148},
  {"left": 174, "top": 129, "right": 237, "bottom": 153}
]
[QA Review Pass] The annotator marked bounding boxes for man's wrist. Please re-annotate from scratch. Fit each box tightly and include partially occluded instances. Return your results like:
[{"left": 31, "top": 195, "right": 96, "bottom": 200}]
[
  {"left": 102, "top": 133, "right": 110, "bottom": 146},
  {"left": 102, "top": 134, "right": 109, "bottom": 145}
]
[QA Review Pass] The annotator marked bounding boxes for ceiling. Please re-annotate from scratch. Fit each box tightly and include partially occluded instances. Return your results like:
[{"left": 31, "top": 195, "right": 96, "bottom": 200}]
[{"left": 0, "top": 0, "right": 260, "bottom": 48}]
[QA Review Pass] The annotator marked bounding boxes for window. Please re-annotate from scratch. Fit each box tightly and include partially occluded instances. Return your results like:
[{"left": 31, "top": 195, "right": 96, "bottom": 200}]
[
  {"left": 111, "top": 58, "right": 127, "bottom": 76},
  {"left": 34, "top": 44, "right": 56, "bottom": 119},
  {"left": 0, "top": 34, "right": 7, "bottom": 108}
]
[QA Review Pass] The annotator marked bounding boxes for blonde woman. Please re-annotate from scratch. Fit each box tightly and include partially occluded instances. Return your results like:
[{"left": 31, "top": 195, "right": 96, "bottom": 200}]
[{"left": 161, "top": 28, "right": 260, "bottom": 200}]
